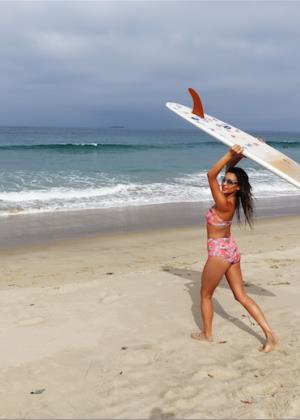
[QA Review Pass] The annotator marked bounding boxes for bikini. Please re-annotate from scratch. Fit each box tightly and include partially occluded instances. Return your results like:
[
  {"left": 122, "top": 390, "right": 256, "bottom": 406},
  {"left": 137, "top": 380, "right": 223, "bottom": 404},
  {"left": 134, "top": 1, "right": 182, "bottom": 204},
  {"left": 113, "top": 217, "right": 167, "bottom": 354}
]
[{"left": 205, "top": 207, "right": 240, "bottom": 264}]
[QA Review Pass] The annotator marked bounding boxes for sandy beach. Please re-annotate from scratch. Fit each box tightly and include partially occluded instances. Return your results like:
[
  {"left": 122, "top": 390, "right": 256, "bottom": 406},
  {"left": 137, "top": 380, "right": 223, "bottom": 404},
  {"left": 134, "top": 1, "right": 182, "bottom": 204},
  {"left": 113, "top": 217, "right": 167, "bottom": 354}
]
[{"left": 1, "top": 213, "right": 300, "bottom": 419}]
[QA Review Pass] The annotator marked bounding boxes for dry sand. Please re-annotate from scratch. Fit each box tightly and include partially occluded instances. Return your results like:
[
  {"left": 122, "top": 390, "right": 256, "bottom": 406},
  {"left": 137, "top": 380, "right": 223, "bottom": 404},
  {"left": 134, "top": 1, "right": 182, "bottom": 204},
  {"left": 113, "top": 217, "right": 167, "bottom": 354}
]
[{"left": 0, "top": 215, "right": 300, "bottom": 419}]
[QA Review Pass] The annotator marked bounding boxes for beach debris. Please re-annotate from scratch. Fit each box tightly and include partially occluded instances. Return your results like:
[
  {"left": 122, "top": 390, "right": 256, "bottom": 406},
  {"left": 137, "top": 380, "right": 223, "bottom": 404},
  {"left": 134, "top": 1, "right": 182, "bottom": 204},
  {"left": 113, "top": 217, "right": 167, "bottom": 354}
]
[
  {"left": 240, "top": 400, "right": 253, "bottom": 404},
  {"left": 207, "top": 373, "right": 214, "bottom": 378},
  {"left": 217, "top": 341, "right": 227, "bottom": 344},
  {"left": 121, "top": 346, "right": 128, "bottom": 350},
  {"left": 30, "top": 388, "right": 45, "bottom": 395},
  {"left": 29, "top": 303, "right": 35, "bottom": 306},
  {"left": 119, "top": 371, "right": 123, "bottom": 375},
  {"left": 106, "top": 272, "right": 114, "bottom": 275}
]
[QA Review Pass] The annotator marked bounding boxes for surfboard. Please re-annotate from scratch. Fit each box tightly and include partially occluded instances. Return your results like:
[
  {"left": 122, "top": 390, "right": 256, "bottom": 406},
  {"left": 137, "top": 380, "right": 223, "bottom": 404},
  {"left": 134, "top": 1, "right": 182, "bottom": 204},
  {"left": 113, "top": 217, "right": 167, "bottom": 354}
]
[{"left": 166, "top": 88, "right": 300, "bottom": 189}]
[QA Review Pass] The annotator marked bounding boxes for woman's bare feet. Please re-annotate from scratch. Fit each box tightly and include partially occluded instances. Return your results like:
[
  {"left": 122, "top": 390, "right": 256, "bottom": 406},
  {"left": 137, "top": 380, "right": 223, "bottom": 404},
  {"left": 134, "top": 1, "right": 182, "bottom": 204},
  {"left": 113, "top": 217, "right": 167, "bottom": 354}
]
[
  {"left": 191, "top": 331, "right": 213, "bottom": 342},
  {"left": 259, "top": 332, "right": 278, "bottom": 353}
]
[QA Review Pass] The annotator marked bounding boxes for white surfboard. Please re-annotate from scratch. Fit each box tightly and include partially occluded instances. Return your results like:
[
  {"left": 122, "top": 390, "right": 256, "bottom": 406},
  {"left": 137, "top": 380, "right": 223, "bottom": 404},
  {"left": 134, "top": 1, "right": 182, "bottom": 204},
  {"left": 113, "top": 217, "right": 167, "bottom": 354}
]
[{"left": 166, "top": 88, "right": 300, "bottom": 189}]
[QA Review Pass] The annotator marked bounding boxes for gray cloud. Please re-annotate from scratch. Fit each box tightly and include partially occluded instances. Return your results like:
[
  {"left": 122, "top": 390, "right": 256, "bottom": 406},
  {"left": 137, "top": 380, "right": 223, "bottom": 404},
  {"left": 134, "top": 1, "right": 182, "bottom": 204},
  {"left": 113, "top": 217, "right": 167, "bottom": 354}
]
[{"left": 0, "top": 1, "right": 299, "bottom": 130}]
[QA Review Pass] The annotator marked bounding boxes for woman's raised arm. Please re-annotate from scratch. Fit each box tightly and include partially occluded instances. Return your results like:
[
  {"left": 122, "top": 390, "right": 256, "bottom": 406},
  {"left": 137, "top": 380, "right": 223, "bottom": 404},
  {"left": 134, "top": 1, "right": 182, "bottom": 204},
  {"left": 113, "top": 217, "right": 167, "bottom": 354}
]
[{"left": 207, "top": 145, "right": 244, "bottom": 211}]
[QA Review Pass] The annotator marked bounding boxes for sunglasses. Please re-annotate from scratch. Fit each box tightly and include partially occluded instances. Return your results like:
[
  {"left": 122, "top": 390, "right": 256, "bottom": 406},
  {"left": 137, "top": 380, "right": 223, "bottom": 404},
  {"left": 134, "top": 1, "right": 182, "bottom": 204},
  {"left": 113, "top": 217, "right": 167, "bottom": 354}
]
[{"left": 222, "top": 177, "right": 238, "bottom": 186}]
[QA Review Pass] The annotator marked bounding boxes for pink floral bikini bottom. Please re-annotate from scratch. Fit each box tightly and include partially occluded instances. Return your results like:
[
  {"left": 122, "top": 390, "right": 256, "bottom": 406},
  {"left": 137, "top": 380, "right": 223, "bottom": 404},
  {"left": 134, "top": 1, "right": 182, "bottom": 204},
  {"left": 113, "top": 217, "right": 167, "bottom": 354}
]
[{"left": 207, "top": 236, "right": 240, "bottom": 265}]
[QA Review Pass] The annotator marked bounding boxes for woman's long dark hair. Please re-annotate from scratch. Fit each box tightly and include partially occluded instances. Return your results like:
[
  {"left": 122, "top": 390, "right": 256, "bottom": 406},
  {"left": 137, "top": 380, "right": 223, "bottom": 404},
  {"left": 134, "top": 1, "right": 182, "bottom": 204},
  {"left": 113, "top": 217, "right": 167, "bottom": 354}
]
[{"left": 226, "top": 166, "right": 254, "bottom": 228}]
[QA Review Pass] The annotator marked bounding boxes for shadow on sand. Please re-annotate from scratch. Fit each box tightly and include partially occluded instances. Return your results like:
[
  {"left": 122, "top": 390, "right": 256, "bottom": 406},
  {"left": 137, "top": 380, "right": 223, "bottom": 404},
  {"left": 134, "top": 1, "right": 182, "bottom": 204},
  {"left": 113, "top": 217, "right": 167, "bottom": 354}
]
[{"left": 162, "top": 265, "right": 276, "bottom": 345}]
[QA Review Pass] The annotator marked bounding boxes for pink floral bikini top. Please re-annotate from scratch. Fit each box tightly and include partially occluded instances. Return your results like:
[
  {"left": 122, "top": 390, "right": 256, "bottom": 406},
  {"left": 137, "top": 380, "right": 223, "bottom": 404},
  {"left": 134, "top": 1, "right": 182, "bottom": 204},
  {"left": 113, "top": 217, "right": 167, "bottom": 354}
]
[{"left": 205, "top": 207, "right": 232, "bottom": 227}]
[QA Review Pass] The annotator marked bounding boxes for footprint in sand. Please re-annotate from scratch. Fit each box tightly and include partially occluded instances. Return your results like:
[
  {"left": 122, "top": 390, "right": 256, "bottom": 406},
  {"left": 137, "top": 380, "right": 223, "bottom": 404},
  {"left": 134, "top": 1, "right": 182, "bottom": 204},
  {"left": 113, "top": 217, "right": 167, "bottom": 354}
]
[
  {"left": 131, "top": 343, "right": 153, "bottom": 350},
  {"left": 18, "top": 317, "right": 45, "bottom": 327},
  {"left": 268, "top": 281, "right": 290, "bottom": 286},
  {"left": 98, "top": 294, "right": 122, "bottom": 304}
]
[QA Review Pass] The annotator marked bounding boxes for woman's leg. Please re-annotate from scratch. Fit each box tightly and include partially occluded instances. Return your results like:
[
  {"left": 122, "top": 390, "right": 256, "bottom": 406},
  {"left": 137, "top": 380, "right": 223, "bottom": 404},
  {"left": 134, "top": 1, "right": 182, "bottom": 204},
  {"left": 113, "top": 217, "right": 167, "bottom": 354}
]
[
  {"left": 192, "top": 256, "right": 230, "bottom": 341},
  {"left": 225, "top": 261, "right": 277, "bottom": 352}
]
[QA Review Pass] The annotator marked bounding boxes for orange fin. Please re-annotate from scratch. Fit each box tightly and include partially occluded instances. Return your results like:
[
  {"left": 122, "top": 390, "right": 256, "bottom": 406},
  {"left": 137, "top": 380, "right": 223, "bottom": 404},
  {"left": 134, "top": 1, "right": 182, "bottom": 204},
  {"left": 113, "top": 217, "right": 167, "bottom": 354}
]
[{"left": 188, "top": 88, "right": 205, "bottom": 118}]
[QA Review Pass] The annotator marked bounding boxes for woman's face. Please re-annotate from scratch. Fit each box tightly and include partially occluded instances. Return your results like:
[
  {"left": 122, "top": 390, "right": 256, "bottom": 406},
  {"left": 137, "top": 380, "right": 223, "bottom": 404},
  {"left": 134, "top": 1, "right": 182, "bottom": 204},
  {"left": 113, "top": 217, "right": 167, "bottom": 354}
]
[{"left": 221, "top": 172, "right": 239, "bottom": 195}]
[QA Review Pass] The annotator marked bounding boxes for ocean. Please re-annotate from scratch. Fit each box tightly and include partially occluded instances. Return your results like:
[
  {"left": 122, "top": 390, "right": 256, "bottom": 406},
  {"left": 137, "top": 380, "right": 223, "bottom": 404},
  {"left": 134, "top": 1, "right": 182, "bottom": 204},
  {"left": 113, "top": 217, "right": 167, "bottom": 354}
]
[{"left": 0, "top": 127, "right": 300, "bottom": 217}]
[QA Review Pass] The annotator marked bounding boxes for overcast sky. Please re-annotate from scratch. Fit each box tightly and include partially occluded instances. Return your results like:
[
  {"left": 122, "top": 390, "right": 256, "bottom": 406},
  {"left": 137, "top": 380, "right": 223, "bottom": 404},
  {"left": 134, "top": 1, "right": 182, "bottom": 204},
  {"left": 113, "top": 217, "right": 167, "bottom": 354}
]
[{"left": 0, "top": 1, "right": 300, "bottom": 130}]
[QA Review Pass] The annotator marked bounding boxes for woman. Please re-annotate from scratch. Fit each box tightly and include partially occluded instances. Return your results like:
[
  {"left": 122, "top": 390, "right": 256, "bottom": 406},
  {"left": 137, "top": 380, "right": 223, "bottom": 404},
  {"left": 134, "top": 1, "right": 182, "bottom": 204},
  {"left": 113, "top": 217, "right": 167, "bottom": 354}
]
[{"left": 191, "top": 144, "right": 277, "bottom": 352}]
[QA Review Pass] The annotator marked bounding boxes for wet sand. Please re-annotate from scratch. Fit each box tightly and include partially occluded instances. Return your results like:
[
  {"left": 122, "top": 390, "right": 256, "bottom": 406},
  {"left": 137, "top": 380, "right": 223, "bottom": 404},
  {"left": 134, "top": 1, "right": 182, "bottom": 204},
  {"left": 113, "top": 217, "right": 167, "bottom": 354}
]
[{"left": 1, "top": 195, "right": 300, "bottom": 249}]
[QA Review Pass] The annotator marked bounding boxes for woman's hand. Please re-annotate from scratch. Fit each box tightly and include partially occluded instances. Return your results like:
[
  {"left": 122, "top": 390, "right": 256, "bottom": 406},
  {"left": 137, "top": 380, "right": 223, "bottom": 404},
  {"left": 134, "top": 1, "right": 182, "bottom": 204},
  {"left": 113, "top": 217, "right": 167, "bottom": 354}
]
[
  {"left": 207, "top": 143, "right": 245, "bottom": 191},
  {"left": 229, "top": 144, "right": 244, "bottom": 157}
]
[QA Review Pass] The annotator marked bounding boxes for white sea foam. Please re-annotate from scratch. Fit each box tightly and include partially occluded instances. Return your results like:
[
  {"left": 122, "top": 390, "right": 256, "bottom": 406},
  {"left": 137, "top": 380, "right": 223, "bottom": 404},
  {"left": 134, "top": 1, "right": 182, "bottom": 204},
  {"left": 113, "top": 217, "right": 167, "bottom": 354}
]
[{"left": 0, "top": 169, "right": 299, "bottom": 216}]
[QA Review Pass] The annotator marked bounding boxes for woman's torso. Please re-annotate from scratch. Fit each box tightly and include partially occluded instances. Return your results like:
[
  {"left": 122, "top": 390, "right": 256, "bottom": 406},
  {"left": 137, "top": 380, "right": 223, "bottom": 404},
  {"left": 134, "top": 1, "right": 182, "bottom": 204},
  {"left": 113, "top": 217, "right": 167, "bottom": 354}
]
[{"left": 206, "top": 205, "right": 235, "bottom": 239}]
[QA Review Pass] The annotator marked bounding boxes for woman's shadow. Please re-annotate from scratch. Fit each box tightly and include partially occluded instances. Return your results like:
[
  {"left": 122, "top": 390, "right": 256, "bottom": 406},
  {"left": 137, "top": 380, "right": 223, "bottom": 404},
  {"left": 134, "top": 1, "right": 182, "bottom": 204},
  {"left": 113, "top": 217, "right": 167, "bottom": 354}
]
[{"left": 162, "top": 265, "right": 275, "bottom": 344}]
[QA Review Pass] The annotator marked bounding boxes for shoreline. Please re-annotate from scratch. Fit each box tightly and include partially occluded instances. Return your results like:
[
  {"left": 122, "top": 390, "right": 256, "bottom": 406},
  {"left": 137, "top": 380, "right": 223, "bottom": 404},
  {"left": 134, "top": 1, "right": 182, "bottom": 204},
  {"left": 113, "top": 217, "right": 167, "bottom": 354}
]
[{"left": 1, "top": 195, "right": 300, "bottom": 250}]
